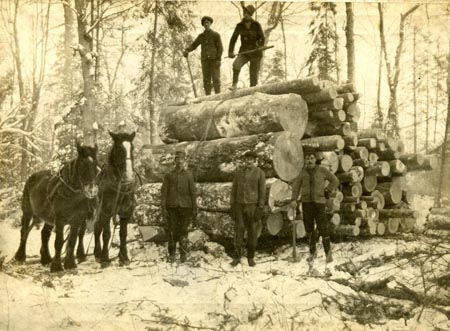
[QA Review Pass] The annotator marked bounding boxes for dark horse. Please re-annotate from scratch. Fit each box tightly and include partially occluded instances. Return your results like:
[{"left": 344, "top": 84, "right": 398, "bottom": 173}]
[
  {"left": 78, "top": 131, "right": 137, "bottom": 267},
  {"left": 15, "top": 143, "right": 99, "bottom": 272}
]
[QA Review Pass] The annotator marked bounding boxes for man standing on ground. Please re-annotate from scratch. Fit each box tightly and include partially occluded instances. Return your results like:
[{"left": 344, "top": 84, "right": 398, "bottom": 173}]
[
  {"left": 184, "top": 16, "right": 223, "bottom": 95},
  {"left": 161, "top": 151, "right": 197, "bottom": 263},
  {"left": 290, "top": 151, "right": 339, "bottom": 263},
  {"left": 228, "top": 5, "right": 265, "bottom": 90},
  {"left": 230, "top": 151, "right": 265, "bottom": 267}
]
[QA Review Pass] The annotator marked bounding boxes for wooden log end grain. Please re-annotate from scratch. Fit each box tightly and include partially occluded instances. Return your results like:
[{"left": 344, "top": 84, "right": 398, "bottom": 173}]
[{"left": 274, "top": 131, "right": 304, "bottom": 182}]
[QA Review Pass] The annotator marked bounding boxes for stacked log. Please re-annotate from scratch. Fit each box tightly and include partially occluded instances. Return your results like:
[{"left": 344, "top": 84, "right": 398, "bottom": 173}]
[{"left": 136, "top": 77, "right": 437, "bottom": 243}]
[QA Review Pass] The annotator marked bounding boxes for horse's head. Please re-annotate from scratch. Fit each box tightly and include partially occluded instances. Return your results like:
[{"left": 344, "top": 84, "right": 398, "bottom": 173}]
[
  {"left": 75, "top": 142, "right": 99, "bottom": 199},
  {"left": 109, "top": 130, "right": 136, "bottom": 185}
]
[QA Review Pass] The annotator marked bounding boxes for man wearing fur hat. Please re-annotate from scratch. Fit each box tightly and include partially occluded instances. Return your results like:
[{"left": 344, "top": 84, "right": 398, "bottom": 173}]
[
  {"left": 230, "top": 150, "right": 266, "bottom": 267},
  {"left": 228, "top": 5, "right": 265, "bottom": 90},
  {"left": 184, "top": 16, "right": 223, "bottom": 95},
  {"left": 161, "top": 151, "right": 197, "bottom": 263},
  {"left": 290, "top": 151, "right": 339, "bottom": 263}
]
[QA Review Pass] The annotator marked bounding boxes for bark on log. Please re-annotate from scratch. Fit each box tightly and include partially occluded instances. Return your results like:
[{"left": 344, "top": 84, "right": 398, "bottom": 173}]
[
  {"left": 358, "top": 138, "right": 377, "bottom": 149},
  {"left": 350, "top": 147, "right": 369, "bottom": 160},
  {"left": 341, "top": 203, "right": 356, "bottom": 212},
  {"left": 338, "top": 92, "right": 354, "bottom": 103},
  {"left": 309, "top": 110, "right": 346, "bottom": 125},
  {"left": 377, "top": 182, "right": 402, "bottom": 205},
  {"left": 402, "top": 190, "right": 413, "bottom": 204},
  {"left": 337, "top": 83, "right": 356, "bottom": 94},
  {"left": 341, "top": 209, "right": 367, "bottom": 218},
  {"left": 337, "top": 170, "right": 360, "bottom": 183},
  {"left": 342, "top": 196, "right": 360, "bottom": 203},
  {"left": 399, "top": 154, "right": 425, "bottom": 169},
  {"left": 379, "top": 209, "right": 417, "bottom": 219},
  {"left": 333, "top": 225, "right": 360, "bottom": 236},
  {"left": 358, "top": 128, "right": 385, "bottom": 140},
  {"left": 389, "top": 160, "right": 406, "bottom": 174},
  {"left": 339, "top": 216, "right": 361, "bottom": 226},
  {"left": 312, "top": 122, "right": 353, "bottom": 137},
  {"left": 173, "top": 76, "right": 321, "bottom": 105},
  {"left": 344, "top": 133, "right": 358, "bottom": 148},
  {"left": 379, "top": 137, "right": 398, "bottom": 151},
  {"left": 426, "top": 214, "right": 450, "bottom": 230},
  {"left": 308, "top": 98, "right": 344, "bottom": 112},
  {"left": 159, "top": 93, "right": 308, "bottom": 143},
  {"left": 338, "top": 154, "right": 354, "bottom": 172},
  {"left": 196, "top": 210, "right": 235, "bottom": 240},
  {"left": 141, "top": 131, "right": 303, "bottom": 183},
  {"left": 377, "top": 149, "right": 400, "bottom": 161},
  {"left": 301, "top": 135, "right": 345, "bottom": 152},
  {"left": 302, "top": 87, "right": 338, "bottom": 104},
  {"left": 342, "top": 182, "right": 362, "bottom": 198},
  {"left": 353, "top": 158, "right": 370, "bottom": 168},
  {"left": 365, "top": 162, "right": 390, "bottom": 177},
  {"left": 405, "top": 154, "right": 438, "bottom": 171},
  {"left": 429, "top": 207, "right": 450, "bottom": 217},
  {"left": 362, "top": 175, "right": 378, "bottom": 193}
]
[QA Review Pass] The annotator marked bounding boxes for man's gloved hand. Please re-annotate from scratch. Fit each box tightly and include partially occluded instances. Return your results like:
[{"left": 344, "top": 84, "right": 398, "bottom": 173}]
[
  {"left": 324, "top": 189, "right": 331, "bottom": 199},
  {"left": 183, "top": 51, "right": 189, "bottom": 58},
  {"left": 228, "top": 52, "right": 236, "bottom": 58}
]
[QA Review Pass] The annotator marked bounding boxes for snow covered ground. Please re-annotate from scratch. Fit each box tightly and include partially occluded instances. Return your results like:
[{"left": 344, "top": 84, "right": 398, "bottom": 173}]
[{"left": 1, "top": 194, "right": 450, "bottom": 331}]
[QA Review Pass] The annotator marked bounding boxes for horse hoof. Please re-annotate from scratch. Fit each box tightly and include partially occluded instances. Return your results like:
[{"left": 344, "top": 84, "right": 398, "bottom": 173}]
[
  {"left": 14, "top": 252, "right": 26, "bottom": 263},
  {"left": 64, "top": 260, "right": 77, "bottom": 270},
  {"left": 50, "top": 262, "right": 64, "bottom": 273},
  {"left": 77, "top": 254, "right": 87, "bottom": 263},
  {"left": 40, "top": 256, "right": 52, "bottom": 266}
]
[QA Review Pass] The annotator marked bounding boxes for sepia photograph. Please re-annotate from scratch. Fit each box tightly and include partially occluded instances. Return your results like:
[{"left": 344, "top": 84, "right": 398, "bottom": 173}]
[{"left": 1, "top": 0, "right": 450, "bottom": 330}]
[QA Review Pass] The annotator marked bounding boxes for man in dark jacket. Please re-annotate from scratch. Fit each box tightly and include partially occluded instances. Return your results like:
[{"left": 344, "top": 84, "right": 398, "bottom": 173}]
[
  {"left": 161, "top": 151, "right": 197, "bottom": 263},
  {"left": 290, "top": 151, "right": 339, "bottom": 263},
  {"left": 184, "top": 16, "right": 223, "bottom": 95},
  {"left": 230, "top": 151, "right": 265, "bottom": 267},
  {"left": 228, "top": 5, "right": 265, "bottom": 90}
]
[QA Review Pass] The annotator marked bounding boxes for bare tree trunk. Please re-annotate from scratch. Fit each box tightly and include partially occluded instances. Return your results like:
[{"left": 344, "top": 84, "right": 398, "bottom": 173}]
[
  {"left": 148, "top": 2, "right": 158, "bottom": 144},
  {"left": 375, "top": 29, "right": 383, "bottom": 128},
  {"left": 74, "top": 0, "right": 97, "bottom": 146},
  {"left": 62, "top": 0, "right": 74, "bottom": 99},
  {"left": 280, "top": 17, "right": 288, "bottom": 81},
  {"left": 435, "top": 42, "right": 440, "bottom": 144},
  {"left": 345, "top": 2, "right": 355, "bottom": 85},
  {"left": 426, "top": 42, "right": 430, "bottom": 153},
  {"left": 436, "top": 40, "right": 450, "bottom": 207},
  {"left": 413, "top": 27, "right": 417, "bottom": 153},
  {"left": 378, "top": 3, "right": 420, "bottom": 138}
]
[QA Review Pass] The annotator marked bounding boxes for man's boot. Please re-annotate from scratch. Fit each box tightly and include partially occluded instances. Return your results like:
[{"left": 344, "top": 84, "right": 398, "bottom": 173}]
[
  {"left": 229, "top": 70, "right": 239, "bottom": 91},
  {"left": 230, "top": 257, "right": 240, "bottom": 267},
  {"left": 247, "top": 257, "right": 256, "bottom": 267},
  {"left": 323, "top": 236, "right": 333, "bottom": 263},
  {"left": 306, "top": 232, "right": 317, "bottom": 262}
]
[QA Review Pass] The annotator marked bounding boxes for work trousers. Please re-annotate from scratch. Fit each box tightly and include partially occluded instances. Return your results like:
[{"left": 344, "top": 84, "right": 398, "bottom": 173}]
[
  {"left": 232, "top": 54, "right": 262, "bottom": 87},
  {"left": 167, "top": 207, "right": 192, "bottom": 258},
  {"left": 302, "top": 202, "right": 331, "bottom": 255},
  {"left": 233, "top": 203, "right": 258, "bottom": 259},
  {"left": 201, "top": 59, "right": 221, "bottom": 95}
]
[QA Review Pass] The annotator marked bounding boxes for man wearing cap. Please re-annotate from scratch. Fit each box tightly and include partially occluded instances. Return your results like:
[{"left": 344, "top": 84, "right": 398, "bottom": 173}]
[
  {"left": 161, "top": 151, "right": 197, "bottom": 263},
  {"left": 228, "top": 5, "right": 265, "bottom": 90},
  {"left": 183, "top": 16, "right": 223, "bottom": 95},
  {"left": 230, "top": 151, "right": 265, "bottom": 267},
  {"left": 290, "top": 151, "right": 339, "bottom": 263}
]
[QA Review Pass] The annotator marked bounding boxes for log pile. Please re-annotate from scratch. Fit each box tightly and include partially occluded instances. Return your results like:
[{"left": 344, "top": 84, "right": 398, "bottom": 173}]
[{"left": 136, "top": 77, "right": 437, "bottom": 241}]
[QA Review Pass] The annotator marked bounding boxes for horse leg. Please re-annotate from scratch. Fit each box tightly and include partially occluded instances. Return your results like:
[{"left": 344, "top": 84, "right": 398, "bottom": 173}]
[
  {"left": 50, "top": 223, "right": 64, "bottom": 273},
  {"left": 40, "top": 222, "right": 53, "bottom": 265},
  {"left": 76, "top": 220, "right": 87, "bottom": 263},
  {"left": 14, "top": 211, "right": 34, "bottom": 262},
  {"left": 100, "top": 218, "right": 112, "bottom": 266},
  {"left": 118, "top": 216, "right": 130, "bottom": 266},
  {"left": 93, "top": 218, "right": 103, "bottom": 262},
  {"left": 64, "top": 225, "right": 78, "bottom": 270}
]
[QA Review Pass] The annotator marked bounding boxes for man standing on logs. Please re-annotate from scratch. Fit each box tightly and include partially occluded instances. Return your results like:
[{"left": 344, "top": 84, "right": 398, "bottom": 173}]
[
  {"left": 230, "top": 151, "right": 265, "bottom": 267},
  {"left": 228, "top": 5, "right": 265, "bottom": 90},
  {"left": 183, "top": 16, "right": 223, "bottom": 95},
  {"left": 161, "top": 151, "right": 197, "bottom": 263},
  {"left": 290, "top": 151, "right": 339, "bottom": 263}
]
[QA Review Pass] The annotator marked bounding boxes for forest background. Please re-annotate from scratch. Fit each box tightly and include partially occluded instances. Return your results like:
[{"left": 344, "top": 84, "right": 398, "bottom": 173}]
[{"left": 1, "top": 0, "right": 450, "bottom": 192}]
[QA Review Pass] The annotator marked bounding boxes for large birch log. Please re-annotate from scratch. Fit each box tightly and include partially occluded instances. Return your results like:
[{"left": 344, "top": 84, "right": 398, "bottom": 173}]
[
  {"left": 196, "top": 210, "right": 235, "bottom": 240},
  {"left": 173, "top": 76, "right": 321, "bottom": 105},
  {"left": 141, "top": 131, "right": 303, "bottom": 183},
  {"left": 429, "top": 207, "right": 450, "bottom": 217},
  {"left": 159, "top": 93, "right": 308, "bottom": 143},
  {"left": 333, "top": 225, "right": 360, "bottom": 236},
  {"left": 379, "top": 209, "right": 417, "bottom": 219},
  {"left": 426, "top": 214, "right": 450, "bottom": 230}
]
